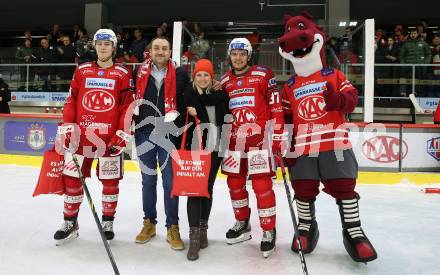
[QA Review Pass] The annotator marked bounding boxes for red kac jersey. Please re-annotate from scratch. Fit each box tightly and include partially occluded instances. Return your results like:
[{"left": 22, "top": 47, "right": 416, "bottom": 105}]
[
  {"left": 221, "top": 65, "right": 284, "bottom": 143},
  {"left": 63, "top": 62, "right": 134, "bottom": 143},
  {"left": 282, "top": 68, "right": 356, "bottom": 155}
]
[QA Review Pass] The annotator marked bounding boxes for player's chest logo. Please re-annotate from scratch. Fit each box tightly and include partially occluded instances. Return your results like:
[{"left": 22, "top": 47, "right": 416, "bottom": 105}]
[
  {"left": 297, "top": 95, "right": 327, "bottom": 120},
  {"left": 232, "top": 108, "right": 256, "bottom": 126},
  {"left": 82, "top": 89, "right": 115, "bottom": 112}
]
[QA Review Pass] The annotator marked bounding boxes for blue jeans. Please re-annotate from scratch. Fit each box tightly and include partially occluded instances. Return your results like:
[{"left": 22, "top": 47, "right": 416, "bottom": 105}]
[{"left": 135, "top": 131, "right": 179, "bottom": 227}]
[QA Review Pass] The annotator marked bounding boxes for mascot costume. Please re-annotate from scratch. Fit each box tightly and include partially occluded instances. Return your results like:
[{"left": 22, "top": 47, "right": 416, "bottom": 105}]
[{"left": 278, "top": 11, "right": 377, "bottom": 263}]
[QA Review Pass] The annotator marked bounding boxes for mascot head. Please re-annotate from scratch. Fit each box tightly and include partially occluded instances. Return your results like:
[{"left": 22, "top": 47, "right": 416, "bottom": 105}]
[{"left": 278, "top": 11, "right": 327, "bottom": 77}]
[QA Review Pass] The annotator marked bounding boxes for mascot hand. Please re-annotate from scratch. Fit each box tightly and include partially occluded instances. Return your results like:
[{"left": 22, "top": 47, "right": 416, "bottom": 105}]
[{"left": 323, "top": 82, "right": 343, "bottom": 112}]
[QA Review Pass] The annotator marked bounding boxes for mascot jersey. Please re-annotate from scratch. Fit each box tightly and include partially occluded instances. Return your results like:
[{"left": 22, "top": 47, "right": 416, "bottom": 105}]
[{"left": 282, "top": 68, "right": 356, "bottom": 155}]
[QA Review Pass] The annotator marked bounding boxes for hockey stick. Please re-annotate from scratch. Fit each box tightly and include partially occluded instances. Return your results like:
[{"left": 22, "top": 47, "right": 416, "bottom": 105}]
[
  {"left": 71, "top": 154, "right": 120, "bottom": 275},
  {"left": 409, "top": 94, "right": 434, "bottom": 114},
  {"left": 276, "top": 153, "right": 309, "bottom": 275}
]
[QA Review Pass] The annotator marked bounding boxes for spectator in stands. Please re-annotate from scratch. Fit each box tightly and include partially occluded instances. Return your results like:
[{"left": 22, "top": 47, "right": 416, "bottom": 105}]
[
  {"left": 420, "top": 19, "right": 433, "bottom": 43},
  {"left": 393, "top": 25, "right": 407, "bottom": 45},
  {"left": 190, "top": 24, "right": 210, "bottom": 59},
  {"left": 337, "top": 47, "right": 359, "bottom": 74},
  {"left": 417, "top": 24, "right": 429, "bottom": 42},
  {"left": 375, "top": 29, "right": 386, "bottom": 48},
  {"left": 379, "top": 37, "right": 400, "bottom": 96},
  {"left": 71, "top": 24, "right": 80, "bottom": 43},
  {"left": 49, "top": 24, "right": 63, "bottom": 46},
  {"left": 428, "top": 34, "right": 440, "bottom": 97},
  {"left": 432, "top": 34, "right": 440, "bottom": 77},
  {"left": 35, "top": 38, "right": 56, "bottom": 92},
  {"left": 400, "top": 30, "right": 431, "bottom": 96},
  {"left": 326, "top": 36, "right": 340, "bottom": 68},
  {"left": 56, "top": 35, "right": 75, "bottom": 91},
  {"left": 0, "top": 74, "right": 11, "bottom": 114},
  {"left": 156, "top": 26, "right": 167, "bottom": 39},
  {"left": 23, "top": 30, "right": 34, "bottom": 46},
  {"left": 339, "top": 27, "right": 353, "bottom": 51},
  {"left": 76, "top": 29, "right": 96, "bottom": 64},
  {"left": 15, "top": 38, "right": 36, "bottom": 91},
  {"left": 159, "top": 22, "right": 169, "bottom": 38},
  {"left": 130, "top": 28, "right": 149, "bottom": 63}
]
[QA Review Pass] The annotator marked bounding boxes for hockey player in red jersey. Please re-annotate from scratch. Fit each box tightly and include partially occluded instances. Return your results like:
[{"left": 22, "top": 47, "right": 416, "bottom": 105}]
[
  {"left": 279, "top": 12, "right": 377, "bottom": 262},
  {"left": 220, "top": 38, "right": 286, "bottom": 258},
  {"left": 54, "top": 29, "right": 134, "bottom": 244}
]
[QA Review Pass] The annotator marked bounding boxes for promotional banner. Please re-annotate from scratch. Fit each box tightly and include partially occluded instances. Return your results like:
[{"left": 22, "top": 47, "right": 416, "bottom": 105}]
[
  {"left": 11, "top": 92, "right": 69, "bottom": 102},
  {"left": 349, "top": 125, "right": 401, "bottom": 170},
  {"left": 401, "top": 131, "right": 440, "bottom": 169},
  {"left": 418, "top": 97, "right": 439, "bottom": 110},
  {"left": 3, "top": 121, "right": 57, "bottom": 152}
]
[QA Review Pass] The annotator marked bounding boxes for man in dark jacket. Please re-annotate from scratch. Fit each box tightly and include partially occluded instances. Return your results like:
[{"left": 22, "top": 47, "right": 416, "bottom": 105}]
[
  {"left": 133, "top": 37, "right": 189, "bottom": 250},
  {"left": 0, "top": 75, "right": 11, "bottom": 114},
  {"left": 56, "top": 35, "right": 76, "bottom": 91},
  {"left": 35, "top": 38, "right": 56, "bottom": 91},
  {"left": 399, "top": 30, "right": 432, "bottom": 96}
]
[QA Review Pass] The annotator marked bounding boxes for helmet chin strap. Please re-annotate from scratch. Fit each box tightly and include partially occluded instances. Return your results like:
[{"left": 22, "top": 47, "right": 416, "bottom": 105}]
[{"left": 98, "top": 55, "right": 112, "bottom": 63}]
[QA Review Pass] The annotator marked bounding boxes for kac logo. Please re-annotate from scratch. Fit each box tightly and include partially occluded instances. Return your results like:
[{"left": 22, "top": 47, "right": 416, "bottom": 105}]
[
  {"left": 82, "top": 89, "right": 115, "bottom": 112},
  {"left": 427, "top": 137, "right": 440, "bottom": 161},
  {"left": 362, "top": 135, "right": 408, "bottom": 163},
  {"left": 297, "top": 95, "right": 327, "bottom": 120}
]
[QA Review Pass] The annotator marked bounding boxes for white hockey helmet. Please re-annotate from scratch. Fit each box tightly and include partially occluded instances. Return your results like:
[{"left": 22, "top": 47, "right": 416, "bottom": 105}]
[
  {"left": 93, "top": 29, "right": 117, "bottom": 48},
  {"left": 227, "top": 38, "right": 252, "bottom": 60}
]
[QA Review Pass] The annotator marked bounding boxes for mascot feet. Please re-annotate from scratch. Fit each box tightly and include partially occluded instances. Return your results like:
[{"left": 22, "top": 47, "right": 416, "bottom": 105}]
[
  {"left": 337, "top": 197, "right": 378, "bottom": 262},
  {"left": 291, "top": 199, "right": 319, "bottom": 254}
]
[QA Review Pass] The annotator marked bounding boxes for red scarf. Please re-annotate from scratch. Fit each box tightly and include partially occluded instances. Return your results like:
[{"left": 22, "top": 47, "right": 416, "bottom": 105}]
[{"left": 135, "top": 59, "right": 177, "bottom": 122}]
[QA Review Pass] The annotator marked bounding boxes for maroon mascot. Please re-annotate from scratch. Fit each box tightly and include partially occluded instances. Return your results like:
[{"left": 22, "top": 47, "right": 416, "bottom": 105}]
[{"left": 279, "top": 11, "right": 377, "bottom": 263}]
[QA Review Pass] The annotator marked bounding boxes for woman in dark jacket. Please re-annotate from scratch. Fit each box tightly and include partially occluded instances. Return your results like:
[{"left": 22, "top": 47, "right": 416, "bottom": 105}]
[
  {"left": 183, "top": 59, "right": 229, "bottom": 261},
  {"left": 0, "top": 76, "right": 11, "bottom": 114}
]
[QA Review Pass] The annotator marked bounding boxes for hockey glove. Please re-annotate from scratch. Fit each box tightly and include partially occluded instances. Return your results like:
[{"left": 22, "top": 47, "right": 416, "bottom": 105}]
[{"left": 107, "top": 130, "right": 131, "bottom": 156}]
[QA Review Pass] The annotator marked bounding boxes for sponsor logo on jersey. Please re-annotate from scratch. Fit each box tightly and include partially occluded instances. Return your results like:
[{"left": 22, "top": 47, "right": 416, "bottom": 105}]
[
  {"left": 237, "top": 80, "right": 243, "bottom": 86},
  {"left": 229, "top": 96, "right": 255, "bottom": 109},
  {"left": 294, "top": 82, "right": 326, "bottom": 100},
  {"left": 248, "top": 150, "right": 270, "bottom": 174},
  {"left": 109, "top": 71, "right": 124, "bottom": 77},
  {"left": 82, "top": 89, "right": 115, "bottom": 112},
  {"left": 427, "top": 137, "right": 440, "bottom": 161},
  {"left": 232, "top": 108, "right": 256, "bottom": 125},
  {"left": 297, "top": 95, "right": 327, "bottom": 120},
  {"left": 251, "top": 71, "right": 266, "bottom": 77},
  {"left": 247, "top": 77, "right": 261, "bottom": 84},
  {"left": 363, "top": 136, "right": 408, "bottom": 163},
  {"left": 98, "top": 71, "right": 105, "bottom": 76},
  {"left": 27, "top": 123, "right": 46, "bottom": 150},
  {"left": 230, "top": 88, "right": 255, "bottom": 96},
  {"left": 82, "top": 69, "right": 94, "bottom": 74},
  {"left": 85, "top": 78, "right": 115, "bottom": 90},
  {"left": 268, "top": 77, "right": 277, "bottom": 87}
]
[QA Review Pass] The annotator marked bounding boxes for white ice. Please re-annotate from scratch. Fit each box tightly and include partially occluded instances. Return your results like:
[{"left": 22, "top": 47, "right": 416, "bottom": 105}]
[{"left": 0, "top": 164, "right": 439, "bottom": 275}]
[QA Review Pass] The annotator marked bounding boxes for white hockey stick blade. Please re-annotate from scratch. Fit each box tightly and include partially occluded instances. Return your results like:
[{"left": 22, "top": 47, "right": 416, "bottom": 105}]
[{"left": 409, "top": 94, "right": 424, "bottom": 113}]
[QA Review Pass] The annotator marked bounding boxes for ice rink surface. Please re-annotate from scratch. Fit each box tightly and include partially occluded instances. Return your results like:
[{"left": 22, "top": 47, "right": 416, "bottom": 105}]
[{"left": 1, "top": 164, "right": 439, "bottom": 275}]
